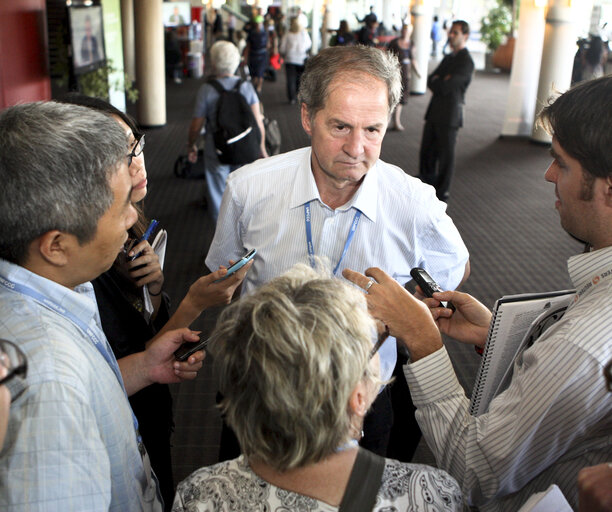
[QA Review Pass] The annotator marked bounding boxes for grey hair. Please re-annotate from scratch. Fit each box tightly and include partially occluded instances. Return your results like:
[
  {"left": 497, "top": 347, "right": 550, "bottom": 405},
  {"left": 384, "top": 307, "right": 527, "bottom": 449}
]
[
  {"left": 210, "top": 40, "right": 241, "bottom": 76},
  {"left": 298, "top": 45, "right": 401, "bottom": 118},
  {"left": 0, "top": 101, "right": 128, "bottom": 264},
  {"left": 209, "top": 263, "right": 379, "bottom": 472}
]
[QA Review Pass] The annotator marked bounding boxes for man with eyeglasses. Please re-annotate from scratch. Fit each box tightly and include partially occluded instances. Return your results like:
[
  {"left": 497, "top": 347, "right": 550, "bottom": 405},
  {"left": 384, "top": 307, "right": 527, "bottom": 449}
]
[
  {"left": 0, "top": 102, "right": 205, "bottom": 511},
  {"left": 345, "top": 76, "right": 612, "bottom": 511}
]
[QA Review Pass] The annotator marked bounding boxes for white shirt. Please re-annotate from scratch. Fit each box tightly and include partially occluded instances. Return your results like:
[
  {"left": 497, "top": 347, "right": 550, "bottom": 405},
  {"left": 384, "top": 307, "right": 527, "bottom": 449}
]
[
  {"left": 206, "top": 147, "right": 469, "bottom": 380},
  {"left": 404, "top": 246, "right": 612, "bottom": 511},
  {"left": 280, "top": 30, "right": 311, "bottom": 65}
]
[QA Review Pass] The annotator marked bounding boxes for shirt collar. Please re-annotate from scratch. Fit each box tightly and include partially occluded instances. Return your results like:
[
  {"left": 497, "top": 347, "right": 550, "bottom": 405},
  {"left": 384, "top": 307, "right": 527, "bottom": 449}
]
[
  {"left": 0, "top": 259, "right": 99, "bottom": 332},
  {"left": 289, "top": 148, "right": 379, "bottom": 222},
  {"left": 567, "top": 245, "right": 612, "bottom": 291}
]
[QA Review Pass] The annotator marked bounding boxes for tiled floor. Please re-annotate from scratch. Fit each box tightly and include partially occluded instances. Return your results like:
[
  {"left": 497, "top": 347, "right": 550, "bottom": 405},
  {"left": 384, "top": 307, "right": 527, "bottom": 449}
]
[{"left": 136, "top": 63, "right": 582, "bottom": 486}]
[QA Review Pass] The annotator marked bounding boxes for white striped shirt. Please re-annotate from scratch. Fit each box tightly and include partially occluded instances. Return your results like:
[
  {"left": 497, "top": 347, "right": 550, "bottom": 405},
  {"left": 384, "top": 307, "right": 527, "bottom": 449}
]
[
  {"left": 206, "top": 147, "right": 469, "bottom": 380},
  {"left": 404, "top": 246, "right": 612, "bottom": 511}
]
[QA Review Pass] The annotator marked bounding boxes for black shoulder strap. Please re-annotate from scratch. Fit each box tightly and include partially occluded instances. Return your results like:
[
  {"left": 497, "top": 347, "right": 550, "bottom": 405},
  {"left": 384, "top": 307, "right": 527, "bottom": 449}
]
[
  {"left": 233, "top": 79, "right": 244, "bottom": 92},
  {"left": 338, "top": 448, "right": 385, "bottom": 512},
  {"left": 208, "top": 79, "right": 225, "bottom": 94}
]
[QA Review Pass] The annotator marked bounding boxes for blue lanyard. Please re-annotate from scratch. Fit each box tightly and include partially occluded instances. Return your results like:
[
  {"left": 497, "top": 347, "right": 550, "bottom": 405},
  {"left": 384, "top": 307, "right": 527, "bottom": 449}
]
[
  {"left": 304, "top": 202, "right": 362, "bottom": 275},
  {"left": 0, "top": 274, "right": 143, "bottom": 448}
]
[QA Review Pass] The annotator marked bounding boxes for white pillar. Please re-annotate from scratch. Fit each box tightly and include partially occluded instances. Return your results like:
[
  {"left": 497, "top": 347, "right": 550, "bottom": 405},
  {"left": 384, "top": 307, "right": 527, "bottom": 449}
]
[
  {"left": 411, "top": 2, "right": 432, "bottom": 94},
  {"left": 382, "top": 0, "right": 394, "bottom": 32},
  {"left": 500, "top": 2, "right": 546, "bottom": 136},
  {"left": 531, "top": 0, "right": 577, "bottom": 143},
  {"left": 321, "top": 4, "right": 330, "bottom": 49},
  {"left": 134, "top": 0, "right": 166, "bottom": 126},
  {"left": 311, "top": 0, "right": 323, "bottom": 54},
  {"left": 120, "top": 0, "right": 136, "bottom": 83}
]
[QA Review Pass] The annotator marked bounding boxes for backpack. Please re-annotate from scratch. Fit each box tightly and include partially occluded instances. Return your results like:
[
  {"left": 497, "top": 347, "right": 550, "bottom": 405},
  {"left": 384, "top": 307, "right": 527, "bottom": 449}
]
[{"left": 208, "top": 79, "right": 261, "bottom": 165}]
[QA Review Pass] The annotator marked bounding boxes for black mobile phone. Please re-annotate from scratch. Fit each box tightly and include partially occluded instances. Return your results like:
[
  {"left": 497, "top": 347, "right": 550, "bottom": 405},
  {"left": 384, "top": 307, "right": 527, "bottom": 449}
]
[
  {"left": 410, "top": 267, "right": 456, "bottom": 312},
  {"left": 213, "top": 248, "right": 257, "bottom": 283},
  {"left": 174, "top": 337, "right": 210, "bottom": 362}
]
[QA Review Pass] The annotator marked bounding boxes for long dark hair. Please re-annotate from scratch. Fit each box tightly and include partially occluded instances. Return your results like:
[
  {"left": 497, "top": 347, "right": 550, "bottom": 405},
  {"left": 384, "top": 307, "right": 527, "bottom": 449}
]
[{"left": 55, "top": 93, "right": 148, "bottom": 238}]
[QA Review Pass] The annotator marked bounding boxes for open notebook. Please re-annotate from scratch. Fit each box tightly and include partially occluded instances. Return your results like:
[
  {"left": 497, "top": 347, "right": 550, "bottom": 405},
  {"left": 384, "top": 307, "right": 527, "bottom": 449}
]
[{"left": 469, "top": 289, "right": 575, "bottom": 416}]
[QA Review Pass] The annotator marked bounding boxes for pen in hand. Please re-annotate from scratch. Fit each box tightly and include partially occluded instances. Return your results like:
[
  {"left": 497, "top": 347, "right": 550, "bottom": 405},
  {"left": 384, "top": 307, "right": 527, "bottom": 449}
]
[{"left": 129, "top": 219, "right": 159, "bottom": 261}]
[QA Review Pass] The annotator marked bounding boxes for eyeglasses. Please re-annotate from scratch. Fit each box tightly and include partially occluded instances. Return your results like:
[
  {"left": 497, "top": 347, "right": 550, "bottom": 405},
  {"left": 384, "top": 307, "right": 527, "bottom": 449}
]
[
  {"left": 0, "top": 339, "right": 27, "bottom": 387},
  {"left": 127, "top": 133, "right": 145, "bottom": 167},
  {"left": 369, "top": 326, "right": 390, "bottom": 359},
  {"left": 605, "top": 360, "right": 612, "bottom": 393}
]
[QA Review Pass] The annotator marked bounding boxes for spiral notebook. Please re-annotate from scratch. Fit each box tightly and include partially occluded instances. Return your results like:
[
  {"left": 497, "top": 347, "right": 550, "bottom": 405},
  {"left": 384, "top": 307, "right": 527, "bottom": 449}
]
[{"left": 469, "top": 289, "right": 575, "bottom": 417}]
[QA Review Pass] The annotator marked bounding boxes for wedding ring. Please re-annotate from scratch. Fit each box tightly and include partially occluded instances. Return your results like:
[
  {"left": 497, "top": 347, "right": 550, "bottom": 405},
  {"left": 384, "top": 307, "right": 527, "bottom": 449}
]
[{"left": 365, "top": 279, "right": 375, "bottom": 292}]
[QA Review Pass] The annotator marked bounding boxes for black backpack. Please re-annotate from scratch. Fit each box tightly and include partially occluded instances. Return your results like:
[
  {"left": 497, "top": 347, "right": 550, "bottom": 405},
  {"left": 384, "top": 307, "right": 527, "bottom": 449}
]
[{"left": 208, "top": 79, "right": 261, "bottom": 165}]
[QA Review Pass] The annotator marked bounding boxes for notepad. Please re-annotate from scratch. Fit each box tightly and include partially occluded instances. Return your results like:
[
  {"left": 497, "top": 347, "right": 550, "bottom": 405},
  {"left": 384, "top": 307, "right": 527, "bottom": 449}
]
[{"left": 469, "top": 289, "right": 575, "bottom": 417}]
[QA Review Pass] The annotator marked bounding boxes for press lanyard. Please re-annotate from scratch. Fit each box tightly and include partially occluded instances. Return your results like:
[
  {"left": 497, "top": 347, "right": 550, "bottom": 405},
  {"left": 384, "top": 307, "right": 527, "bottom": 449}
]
[
  {"left": 304, "top": 202, "right": 362, "bottom": 275},
  {"left": 0, "top": 274, "right": 144, "bottom": 449}
]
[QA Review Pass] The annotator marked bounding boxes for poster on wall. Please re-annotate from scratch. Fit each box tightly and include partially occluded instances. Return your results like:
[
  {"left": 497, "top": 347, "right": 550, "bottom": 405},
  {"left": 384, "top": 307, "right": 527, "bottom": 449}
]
[
  {"left": 163, "top": 2, "right": 191, "bottom": 27},
  {"left": 69, "top": 5, "right": 107, "bottom": 74}
]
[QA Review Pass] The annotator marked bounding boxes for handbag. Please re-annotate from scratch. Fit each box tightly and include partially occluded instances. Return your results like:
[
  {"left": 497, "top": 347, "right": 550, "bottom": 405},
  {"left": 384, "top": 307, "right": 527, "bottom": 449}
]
[
  {"left": 173, "top": 150, "right": 206, "bottom": 179},
  {"left": 264, "top": 117, "right": 281, "bottom": 156},
  {"left": 338, "top": 448, "right": 385, "bottom": 512}
]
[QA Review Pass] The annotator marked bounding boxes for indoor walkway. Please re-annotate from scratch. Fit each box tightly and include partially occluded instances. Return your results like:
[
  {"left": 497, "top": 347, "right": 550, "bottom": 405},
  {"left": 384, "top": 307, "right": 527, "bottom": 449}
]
[{"left": 137, "top": 65, "right": 582, "bottom": 485}]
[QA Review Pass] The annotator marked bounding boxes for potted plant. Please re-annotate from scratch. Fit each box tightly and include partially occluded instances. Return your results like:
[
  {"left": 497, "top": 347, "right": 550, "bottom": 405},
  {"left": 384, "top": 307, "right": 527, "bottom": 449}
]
[{"left": 480, "top": 0, "right": 513, "bottom": 71}]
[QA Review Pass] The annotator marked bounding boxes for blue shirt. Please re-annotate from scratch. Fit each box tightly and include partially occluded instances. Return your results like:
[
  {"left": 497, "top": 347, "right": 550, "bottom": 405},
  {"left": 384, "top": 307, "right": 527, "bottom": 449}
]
[
  {"left": 0, "top": 260, "right": 162, "bottom": 512},
  {"left": 206, "top": 148, "right": 469, "bottom": 380}
]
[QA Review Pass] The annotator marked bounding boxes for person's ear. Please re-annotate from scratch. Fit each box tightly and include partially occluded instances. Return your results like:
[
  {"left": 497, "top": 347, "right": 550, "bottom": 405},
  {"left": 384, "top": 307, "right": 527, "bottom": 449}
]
[
  {"left": 348, "top": 379, "right": 369, "bottom": 418},
  {"left": 301, "top": 104, "right": 312, "bottom": 136},
  {"left": 37, "top": 230, "right": 73, "bottom": 267},
  {"left": 604, "top": 176, "right": 612, "bottom": 207}
]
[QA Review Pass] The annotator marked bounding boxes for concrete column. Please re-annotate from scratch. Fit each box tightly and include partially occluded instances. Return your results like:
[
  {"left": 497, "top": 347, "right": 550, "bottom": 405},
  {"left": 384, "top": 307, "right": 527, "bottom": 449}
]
[
  {"left": 500, "top": 1, "right": 546, "bottom": 136},
  {"left": 311, "top": 0, "right": 323, "bottom": 54},
  {"left": 411, "top": 2, "right": 433, "bottom": 94},
  {"left": 120, "top": 0, "right": 135, "bottom": 83},
  {"left": 134, "top": 0, "right": 165, "bottom": 127},
  {"left": 531, "top": 0, "right": 577, "bottom": 143},
  {"left": 320, "top": 3, "right": 330, "bottom": 49}
]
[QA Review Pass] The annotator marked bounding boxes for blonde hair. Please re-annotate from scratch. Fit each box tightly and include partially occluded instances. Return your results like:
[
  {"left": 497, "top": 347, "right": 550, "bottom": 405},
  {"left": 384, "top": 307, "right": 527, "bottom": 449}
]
[{"left": 209, "top": 263, "right": 379, "bottom": 472}]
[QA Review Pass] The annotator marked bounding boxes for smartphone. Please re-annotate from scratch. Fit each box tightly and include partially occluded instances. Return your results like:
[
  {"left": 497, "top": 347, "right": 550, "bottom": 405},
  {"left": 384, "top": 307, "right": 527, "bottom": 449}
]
[
  {"left": 410, "top": 267, "right": 456, "bottom": 312},
  {"left": 213, "top": 248, "right": 257, "bottom": 283},
  {"left": 174, "top": 337, "right": 210, "bottom": 362}
]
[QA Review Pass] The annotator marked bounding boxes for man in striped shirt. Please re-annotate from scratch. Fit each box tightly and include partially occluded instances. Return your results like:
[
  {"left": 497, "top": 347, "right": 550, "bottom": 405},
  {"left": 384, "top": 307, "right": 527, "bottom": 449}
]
[{"left": 344, "top": 76, "right": 612, "bottom": 510}]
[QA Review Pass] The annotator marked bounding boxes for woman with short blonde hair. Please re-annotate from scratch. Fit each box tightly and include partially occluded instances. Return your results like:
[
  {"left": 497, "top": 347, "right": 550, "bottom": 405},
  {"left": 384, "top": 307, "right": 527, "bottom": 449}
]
[{"left": 173, "top": 264, "right": 463, "bottom": 511}]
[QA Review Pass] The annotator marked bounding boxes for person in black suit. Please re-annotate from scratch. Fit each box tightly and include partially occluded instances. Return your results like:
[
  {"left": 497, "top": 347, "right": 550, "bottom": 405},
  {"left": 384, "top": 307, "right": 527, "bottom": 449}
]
[{"left": 419, "top": 20, "right": 474, "bottom": 201}]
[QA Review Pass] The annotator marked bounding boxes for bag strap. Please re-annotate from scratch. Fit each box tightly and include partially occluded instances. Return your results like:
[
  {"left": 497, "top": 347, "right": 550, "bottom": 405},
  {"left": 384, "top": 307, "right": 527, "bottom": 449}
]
[
  {"left": 207, "top": 79, "right": 225, "bottom": 94},
  {"left": 338, "top": 448, "right": 385, "bottom": 512}
]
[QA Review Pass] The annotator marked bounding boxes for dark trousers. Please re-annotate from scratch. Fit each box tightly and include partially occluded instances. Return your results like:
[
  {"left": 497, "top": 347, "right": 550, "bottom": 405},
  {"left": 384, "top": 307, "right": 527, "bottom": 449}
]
[
  {"left": 419, "top": 120, "right": 459, "bottom": 200},
  {"left": 285, "top": 63, "right": 304, "bottom": 103},
  {"left": 386, "top": 347, "right": 422, "bottom": 461}
]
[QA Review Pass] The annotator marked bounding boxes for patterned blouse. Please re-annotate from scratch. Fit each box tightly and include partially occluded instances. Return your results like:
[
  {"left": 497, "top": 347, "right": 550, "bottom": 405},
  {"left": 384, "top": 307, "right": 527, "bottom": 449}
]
[{"left": 172, "top": 455, "right": 463, "bottom": 511}]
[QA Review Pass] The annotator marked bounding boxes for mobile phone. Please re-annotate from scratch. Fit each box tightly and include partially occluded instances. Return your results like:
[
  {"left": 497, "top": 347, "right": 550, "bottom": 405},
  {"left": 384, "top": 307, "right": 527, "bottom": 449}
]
[
  {"left": 174, "top": 337, "right": 210, "bottom": 361},
  {"left": 213, "top": 249, "right": 257, "bottom": 283},
  {"left": 410, "top": 267, "right": 456, "bottom": 312}
]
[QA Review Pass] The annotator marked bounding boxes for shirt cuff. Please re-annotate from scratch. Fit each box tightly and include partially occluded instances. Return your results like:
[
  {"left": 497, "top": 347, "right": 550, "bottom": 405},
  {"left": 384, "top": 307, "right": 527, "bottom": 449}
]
[{"left": 403, "top": 346, "right": 464, "bottom": 406}]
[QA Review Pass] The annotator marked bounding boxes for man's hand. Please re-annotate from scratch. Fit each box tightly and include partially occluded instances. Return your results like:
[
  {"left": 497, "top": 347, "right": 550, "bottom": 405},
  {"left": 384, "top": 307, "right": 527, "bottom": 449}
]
[
  {"left": 342, "top": 267, "right": 442, "bottom": 361},
  {"left": 578, "top": 463, "right": 612, "bottom": 512},
  {"left": 187, "top": 146, "right": 199, "bottom": 164},
  {"left": 426, "top": 290, "right": 491, "bottom": 348},
  {"left": 144, "top": 328, "right": 204, "bottom": 385}
]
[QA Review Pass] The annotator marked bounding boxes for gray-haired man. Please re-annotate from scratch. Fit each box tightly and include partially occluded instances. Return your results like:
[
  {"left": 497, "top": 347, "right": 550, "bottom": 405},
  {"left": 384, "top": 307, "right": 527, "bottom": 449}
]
[{"left": 0, "top": 102, "right": 201, "bottom": 511}]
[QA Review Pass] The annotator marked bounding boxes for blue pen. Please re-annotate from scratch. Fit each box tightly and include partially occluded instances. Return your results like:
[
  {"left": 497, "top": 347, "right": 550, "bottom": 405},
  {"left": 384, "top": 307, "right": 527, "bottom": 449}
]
[{"left": 129, "top": 219, "right": 159, "bottom": 261}]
